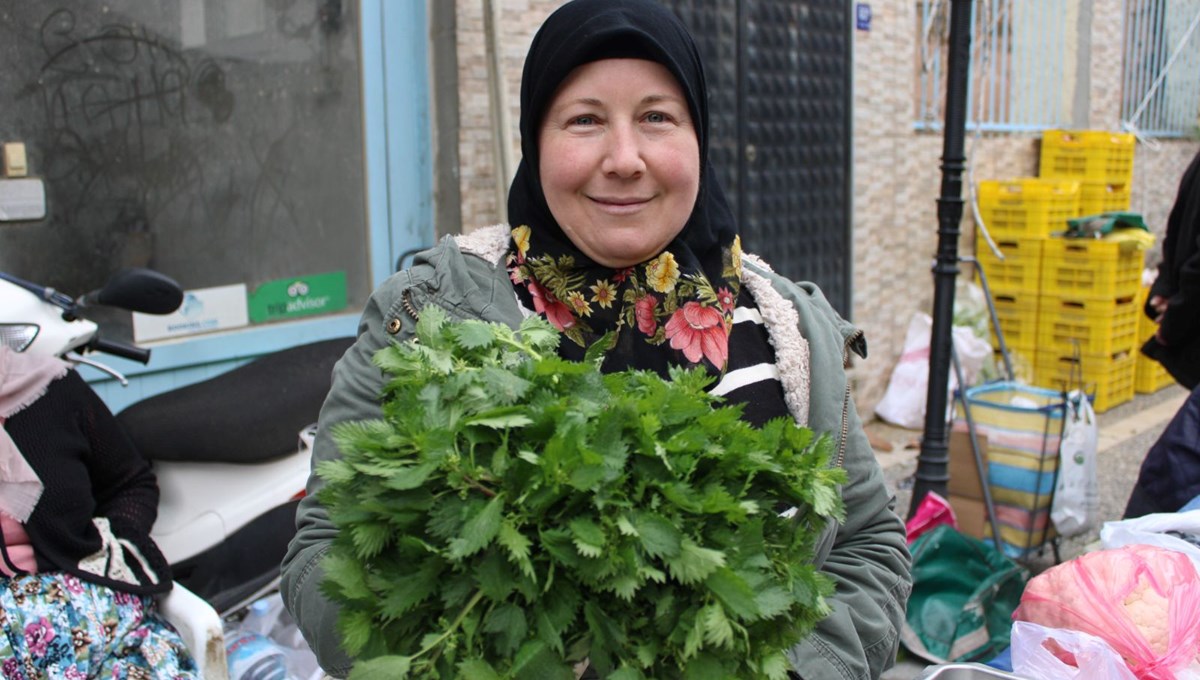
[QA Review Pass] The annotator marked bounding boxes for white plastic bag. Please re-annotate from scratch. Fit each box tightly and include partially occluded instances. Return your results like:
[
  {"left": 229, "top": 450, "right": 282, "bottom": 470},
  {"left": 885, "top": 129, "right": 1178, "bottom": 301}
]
[
  {"left": 1101, "top": 509, "right": 1200, "bottom": 574},
  {"left": 875, "top": 313, "right": 992, "bottom": 429},
  {"left": 1010, "top": 621, "right": 1137, "bottom": 680},
  {"left": 1051, "top": 391, "right": 1099, "bottom": 537}
]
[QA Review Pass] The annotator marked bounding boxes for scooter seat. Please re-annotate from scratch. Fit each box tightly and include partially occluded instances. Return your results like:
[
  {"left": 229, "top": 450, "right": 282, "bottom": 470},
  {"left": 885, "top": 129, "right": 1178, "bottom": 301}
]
[{"left": 117, "top": 337, "right": 355, "bottom": 464}]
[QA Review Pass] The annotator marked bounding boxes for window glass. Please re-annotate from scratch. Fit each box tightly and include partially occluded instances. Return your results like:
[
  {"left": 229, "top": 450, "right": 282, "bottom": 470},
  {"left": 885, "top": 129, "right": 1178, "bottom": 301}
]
[{"left": 0, "top": 0, "right": 368, "bottom": 341}]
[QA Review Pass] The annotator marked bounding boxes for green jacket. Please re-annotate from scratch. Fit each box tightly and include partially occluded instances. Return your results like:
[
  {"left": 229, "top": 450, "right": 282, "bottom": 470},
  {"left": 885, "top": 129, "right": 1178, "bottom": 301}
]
[{"left": 281, "top": 226, "right": 912, "bottom": 679}]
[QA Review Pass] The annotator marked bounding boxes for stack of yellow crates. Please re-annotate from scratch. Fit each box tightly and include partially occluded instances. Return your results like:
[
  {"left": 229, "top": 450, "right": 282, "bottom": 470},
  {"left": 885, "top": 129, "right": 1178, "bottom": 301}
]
[{"left": 976, "top": 129, "right": 1142, "bottom": 412}]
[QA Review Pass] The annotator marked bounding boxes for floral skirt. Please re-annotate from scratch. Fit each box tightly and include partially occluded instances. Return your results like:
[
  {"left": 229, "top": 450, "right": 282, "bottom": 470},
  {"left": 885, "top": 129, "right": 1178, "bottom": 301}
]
[{"left": 0, "top": 573, "right": 199, "bottom": 680}]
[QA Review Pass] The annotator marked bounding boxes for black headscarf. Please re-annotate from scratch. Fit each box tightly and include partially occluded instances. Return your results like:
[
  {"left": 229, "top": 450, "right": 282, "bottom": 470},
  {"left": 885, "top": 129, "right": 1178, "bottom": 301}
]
[{"left": 506, "top": 0, "right": 744, "bottom": 377}]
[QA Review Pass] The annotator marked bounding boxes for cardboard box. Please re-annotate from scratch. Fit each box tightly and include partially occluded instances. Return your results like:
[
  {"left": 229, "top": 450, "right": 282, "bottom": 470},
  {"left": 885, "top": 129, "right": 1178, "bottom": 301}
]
[
  {"left": 947, "top": 430, "right": 988, "bottom": 500},
  {"left": 948, "top": 494, "right": 987, "bottom": 540}
]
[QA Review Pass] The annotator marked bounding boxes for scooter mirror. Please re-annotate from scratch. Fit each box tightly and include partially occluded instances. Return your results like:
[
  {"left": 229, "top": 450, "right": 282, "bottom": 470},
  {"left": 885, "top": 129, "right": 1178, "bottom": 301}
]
[{"left": 87, "top": 268, "right": 184, "bottom": 315}]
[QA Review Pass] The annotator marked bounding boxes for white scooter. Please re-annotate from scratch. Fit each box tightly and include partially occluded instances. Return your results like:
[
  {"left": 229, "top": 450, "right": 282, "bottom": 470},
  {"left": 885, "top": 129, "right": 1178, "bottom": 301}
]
[{"left": 1, "top": 268, "right": 350, "bottom": 678}]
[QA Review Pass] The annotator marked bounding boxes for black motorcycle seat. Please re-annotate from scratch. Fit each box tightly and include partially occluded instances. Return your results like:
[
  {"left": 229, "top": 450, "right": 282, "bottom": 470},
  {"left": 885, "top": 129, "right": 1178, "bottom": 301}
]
[{"left": 116, "top": 337, "right": 355, "bottom": 464}]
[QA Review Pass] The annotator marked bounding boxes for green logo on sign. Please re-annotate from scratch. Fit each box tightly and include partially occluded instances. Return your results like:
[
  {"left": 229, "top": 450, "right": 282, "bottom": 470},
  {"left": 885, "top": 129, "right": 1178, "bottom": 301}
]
[{"left": 248, "top": 271, "right": 348, "bottom": 323}]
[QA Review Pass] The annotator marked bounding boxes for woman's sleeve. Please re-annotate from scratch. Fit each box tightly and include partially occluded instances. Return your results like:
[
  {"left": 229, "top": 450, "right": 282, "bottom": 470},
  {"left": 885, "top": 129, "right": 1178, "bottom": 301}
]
[
  {"left": 788, "top": 399, "right": 912, "bottom": 680},
  {"left": 281, "top": 292, "right": 398, "bottom": 678},
  {"left": 73, "top": 371, "right": 160, "bottom": 537}
]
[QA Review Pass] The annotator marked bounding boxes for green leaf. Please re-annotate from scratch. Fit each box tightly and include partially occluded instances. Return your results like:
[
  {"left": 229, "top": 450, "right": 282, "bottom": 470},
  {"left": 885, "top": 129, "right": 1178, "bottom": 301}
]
[
  {"left": 320, "top": 552, "right": 373, "bottom": 601},
  {"left": 700, "top": 603, "right": 735, "bottom": 649},
  {"left": 753, "top": 585, "right": 796, "bottom": 620},
  {"left": 448, "top": 495, "right": 504, "bottom": 560},
  {"left": 465, "top": 411, "right": 534, "bottom": 430},
  {"left": 348, "top": 655, "right": 412, "bottom": 680},
  {"left": 483, "top": 602, "right": 528, "bottom": 656},
  {"left": 569, "top": 517, "right": 606, "bottom": 558},
  {"left": 453, "top": 319, "right": 499, "bottom": 349},
  {"left": 381, "top": 462, "right": 438, "bottom": 491},
  {"left": 457, "top": 658, "right": 503, "bottom": 680},
  {"left": 498, "top": 520, "right": 535, "bottom": 579},
  {"left": 378, "top": 560, "right": 440, "bottom": 620},
  {"left": 666, "top": 539, "right": 725, "bottom": 584},
  {"left": 633, "top": 513, "right": 682, "bottom": 558},
  {"left": 350, "top": 522, "right": 391, "bottom": 558},
  {"left": 509, "top": 639, "right": 573, "bottom": 680},
  {"left": 704, "top": 568, "right": 761, "bottom": 622},
  {"left": 414, "top": 305, "right": 448, "bottom": 344},
  {"left": 758, "top": 650, "right": 791, "bottom": 680},
  {"left": 337, "top": 609, "right": 377, "bottom": 656}
]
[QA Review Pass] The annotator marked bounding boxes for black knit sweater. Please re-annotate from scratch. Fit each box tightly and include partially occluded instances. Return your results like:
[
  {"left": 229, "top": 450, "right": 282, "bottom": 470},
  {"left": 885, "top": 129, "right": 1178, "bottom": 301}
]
[{"left": 1, "top": 370, "right": 171, "bottom": 595}]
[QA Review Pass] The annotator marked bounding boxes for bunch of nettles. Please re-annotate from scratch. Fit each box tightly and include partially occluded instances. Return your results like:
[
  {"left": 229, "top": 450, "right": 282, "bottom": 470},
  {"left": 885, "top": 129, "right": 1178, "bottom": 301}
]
[{"left": 317, "top": 307, "right": 846, "bottom": 680}]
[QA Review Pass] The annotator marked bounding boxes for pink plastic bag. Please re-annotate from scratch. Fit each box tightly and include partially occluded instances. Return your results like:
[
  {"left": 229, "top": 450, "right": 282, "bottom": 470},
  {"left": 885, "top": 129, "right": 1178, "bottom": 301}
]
[
  {"left": 905, "top": 491, "right": 957, "bottom": 543},
  {"left": 1013, "top": 544, "right": 1200, "bottom": 679}
]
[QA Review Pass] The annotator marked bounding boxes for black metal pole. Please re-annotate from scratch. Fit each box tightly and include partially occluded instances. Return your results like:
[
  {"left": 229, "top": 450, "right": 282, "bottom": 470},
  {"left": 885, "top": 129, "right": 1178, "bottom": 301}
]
[{"left": 908, "top": 0, "right": 973, "bottom": 519}]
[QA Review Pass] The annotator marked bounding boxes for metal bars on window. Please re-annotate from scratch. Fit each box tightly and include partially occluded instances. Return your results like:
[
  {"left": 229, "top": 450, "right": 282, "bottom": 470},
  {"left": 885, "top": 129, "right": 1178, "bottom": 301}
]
[
  {"left": 916, "top": 0, "right": 1072, "bottom": 132},
  {"left": 1121, "top": 0, "right": 1200, "bottom": 138}
]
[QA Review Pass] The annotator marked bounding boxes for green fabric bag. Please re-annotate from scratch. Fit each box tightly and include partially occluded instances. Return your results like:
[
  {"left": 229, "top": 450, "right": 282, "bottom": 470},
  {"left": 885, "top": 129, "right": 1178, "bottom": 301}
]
[{"left": 898, "top": 525, "right": 1029, "bottom": 664}]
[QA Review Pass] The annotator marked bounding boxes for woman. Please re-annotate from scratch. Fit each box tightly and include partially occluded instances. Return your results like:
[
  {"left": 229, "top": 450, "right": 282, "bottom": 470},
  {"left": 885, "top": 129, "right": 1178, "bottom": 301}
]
[
  {"left": 0, "top": 346, "right": 198, "bottom": 679},
  {"left": 282, "top": 1, "right": 911, "bottom": 678}
]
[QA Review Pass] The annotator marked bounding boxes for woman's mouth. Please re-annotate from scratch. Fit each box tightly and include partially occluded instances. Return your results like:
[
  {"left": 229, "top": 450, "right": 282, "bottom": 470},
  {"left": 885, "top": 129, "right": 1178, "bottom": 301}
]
[{"left": 590, "top": 196, "right": 652, "bottom": 215}]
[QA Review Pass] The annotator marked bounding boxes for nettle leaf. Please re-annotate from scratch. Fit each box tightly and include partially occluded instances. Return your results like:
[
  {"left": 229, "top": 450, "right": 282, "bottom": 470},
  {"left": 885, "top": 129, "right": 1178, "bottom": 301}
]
[
  {"left": 497, "top": 520, "right": 535, "bottom": 579},
  {"left": 453, "top": 319, "right": 499, "bottom": 349},
  {"left": 483, "top": 602, "right": 528, "bottom": 657},
  {"left": 457, "top": 659, "right": 502, "bottom": 680},
  {"left": 349, "top": 655, "right": 413, "bottom": 680},
  {"left": 568, "top": 517, "right": 606, "bottom": 557},
  {"left": 705, "top": 568, "right": 762, "bottom": 622},
  {"left": 633, "top": 512, "right": 682, "bottom": 558},
  {"left": 321, "top": 315, "right": 845, "bottom": 678},
  {"left": 448, "top": 495, "right": 504, "bottom": 560},
  {"left": 667, "top": 539, "right": 726, "bottom": 584}
]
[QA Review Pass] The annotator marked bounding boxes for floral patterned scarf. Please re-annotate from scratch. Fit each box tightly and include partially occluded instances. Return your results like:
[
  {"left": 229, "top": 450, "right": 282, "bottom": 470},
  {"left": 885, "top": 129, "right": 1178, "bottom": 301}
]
[{"left": 506, "top": 0, "right": 744, "bottom": 378}]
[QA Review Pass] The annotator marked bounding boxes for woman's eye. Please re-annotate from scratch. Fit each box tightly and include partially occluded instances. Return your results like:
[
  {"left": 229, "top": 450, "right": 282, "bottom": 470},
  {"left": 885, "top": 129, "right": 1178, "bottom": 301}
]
[
  {"left": 570, "top": 115, "right": 597, "bottom": 126},
  {"left": 645, "top": 112, "right": 670, "bottom": 124}
]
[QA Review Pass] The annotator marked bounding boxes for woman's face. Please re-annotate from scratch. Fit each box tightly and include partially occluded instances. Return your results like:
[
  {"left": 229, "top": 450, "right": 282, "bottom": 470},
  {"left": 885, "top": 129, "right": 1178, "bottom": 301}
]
[{"left": 538, "top": 58, "right": 700, "bottom": 268}]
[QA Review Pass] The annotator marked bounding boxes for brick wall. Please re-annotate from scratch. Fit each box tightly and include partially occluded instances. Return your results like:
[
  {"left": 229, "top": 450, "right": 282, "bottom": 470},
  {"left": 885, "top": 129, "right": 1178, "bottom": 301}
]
[{"left": 451, "top": 0, "right": 1200, "bottom": 416}]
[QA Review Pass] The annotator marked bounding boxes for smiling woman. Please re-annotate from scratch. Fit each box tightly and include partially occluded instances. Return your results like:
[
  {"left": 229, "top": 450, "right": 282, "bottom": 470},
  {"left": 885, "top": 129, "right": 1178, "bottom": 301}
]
[
  {"left": 537, "top": 59, "right": 700, "bottom": 268},
  {"left": 282, "top": 1, "right": 911, "bottom": 678}
]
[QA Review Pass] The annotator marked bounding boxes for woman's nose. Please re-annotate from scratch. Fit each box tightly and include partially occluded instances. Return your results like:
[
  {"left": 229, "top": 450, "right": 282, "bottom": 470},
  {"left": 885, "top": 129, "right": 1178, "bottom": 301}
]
[{"left": 601, "top": 124, "right": 646, "bottom": 177}]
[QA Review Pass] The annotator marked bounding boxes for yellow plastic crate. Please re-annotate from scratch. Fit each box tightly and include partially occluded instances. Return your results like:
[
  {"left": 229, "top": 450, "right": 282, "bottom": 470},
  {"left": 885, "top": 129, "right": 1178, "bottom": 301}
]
[
  {"left": 1034, "top": 351, "right": 1135, "bottom": 413},
  {"left": 978, "top": 178, "right": 1081, "bottom": 239},
  {"left": 990, "top": 293, "right": 1041, "bottom": 352},
  {"left": 1134, "top": 284, "right": 1175, "bottom": 393},
  {"left": 975, "top": 237, "right": 1043, "bottom": 295},
  {"left": 1135, "top": 353, "right": 1175, "bottom": 393},
  {"left": 1037, "top": 294, "right": 1139, "bottom": 357},
  {"left": 1040, "top": 129, "right": 1136, "bottom": 185},
  {"left": 1079, "top": 182, "right": 1132, "bottom": 216},
  {"left": 1041, "top": 237, "right": 1143, "bottom": 300}
]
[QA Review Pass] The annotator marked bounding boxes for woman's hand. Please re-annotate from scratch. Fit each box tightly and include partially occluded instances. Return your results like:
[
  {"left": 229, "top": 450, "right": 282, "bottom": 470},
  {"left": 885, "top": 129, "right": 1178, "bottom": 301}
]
[{"left": 1150, "top": 295, "right": 1169, "bottom": 344}]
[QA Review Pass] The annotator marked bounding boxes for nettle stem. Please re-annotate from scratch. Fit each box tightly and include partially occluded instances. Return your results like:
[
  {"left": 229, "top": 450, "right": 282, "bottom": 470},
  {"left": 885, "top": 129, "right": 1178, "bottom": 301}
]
[
  {"left": 412, "top": 590, "right": 485, "bottom": 661},
  {"left": 495, "top": 336, "right": 542, "bottom": 362}
]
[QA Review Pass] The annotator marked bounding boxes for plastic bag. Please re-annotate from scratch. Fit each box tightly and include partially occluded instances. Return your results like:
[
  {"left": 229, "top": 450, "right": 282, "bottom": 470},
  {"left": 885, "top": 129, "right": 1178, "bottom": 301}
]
[
  {"left": 899, "top": 525, "right": 1027, "bottom": 663},
  {"left": 1051, "top": 391, "right": 1099, "bottom": 537},
  {"left": 905, "top": 491, "right": 957, "bottom": 543},
  {"left": 1013, "top": 544, "right": 1200, "bottom": 679},
  {"left": 1101, "top": 509, "right": 1200, "bottom": 574},
  {"left": 876, "top": 313, "right": 993, "bottom": 429},
  {"left": 1010, "top": 621, "right": 1138, "bottom": 680}
]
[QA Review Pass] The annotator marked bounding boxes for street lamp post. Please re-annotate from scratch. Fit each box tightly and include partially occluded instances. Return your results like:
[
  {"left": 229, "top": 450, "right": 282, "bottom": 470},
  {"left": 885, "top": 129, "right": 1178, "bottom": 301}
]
[{"left": 909, "top": 0, "right": 973, "bottom": 519}]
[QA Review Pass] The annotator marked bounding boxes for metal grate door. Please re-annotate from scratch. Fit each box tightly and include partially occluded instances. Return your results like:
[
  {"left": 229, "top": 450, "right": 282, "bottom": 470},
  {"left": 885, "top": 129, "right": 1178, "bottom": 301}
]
[{"left": 666, "top": 0, "right": 852, "bottom": 316}]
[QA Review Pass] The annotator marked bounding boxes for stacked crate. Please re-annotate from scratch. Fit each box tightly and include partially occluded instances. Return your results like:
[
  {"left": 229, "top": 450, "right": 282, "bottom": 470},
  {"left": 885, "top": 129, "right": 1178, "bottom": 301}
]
[
  {"left": 1134, "top": 284, "right": 1175, "bottom": 393},
  {"left": 976, "top": 130, "right": 1140, "bottom": 411}
]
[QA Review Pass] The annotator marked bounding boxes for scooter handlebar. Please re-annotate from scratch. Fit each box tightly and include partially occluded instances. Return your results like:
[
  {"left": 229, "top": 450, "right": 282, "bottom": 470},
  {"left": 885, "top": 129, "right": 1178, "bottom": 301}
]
[{"left": 87, "top": 337, "right": 152, "bottom": 364}]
